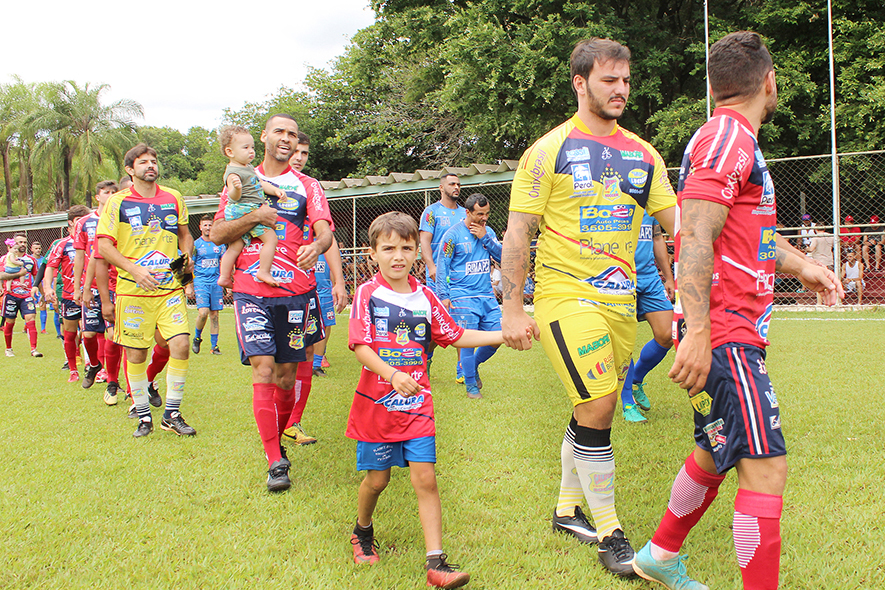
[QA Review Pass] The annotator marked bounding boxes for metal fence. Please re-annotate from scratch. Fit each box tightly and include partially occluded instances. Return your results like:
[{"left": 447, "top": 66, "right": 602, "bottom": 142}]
[{"left": 3, "top": 150, "right": 883, "bottom": 306}]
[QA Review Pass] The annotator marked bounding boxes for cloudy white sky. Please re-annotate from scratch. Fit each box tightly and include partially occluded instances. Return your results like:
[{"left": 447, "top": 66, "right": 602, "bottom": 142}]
[{"left": 3, "top": 0, "right": 376, "bottom": 132}]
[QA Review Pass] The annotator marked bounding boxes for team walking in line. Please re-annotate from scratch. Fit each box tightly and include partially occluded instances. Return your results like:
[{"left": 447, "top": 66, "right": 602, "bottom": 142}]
[{"left": 0, "top": 31, "right": 846, "bottom": 590}]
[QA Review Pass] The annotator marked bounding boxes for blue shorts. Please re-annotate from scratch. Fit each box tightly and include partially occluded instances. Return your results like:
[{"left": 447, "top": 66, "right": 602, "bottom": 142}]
[
  {"left": 690, "top": 343, "right": 786, "bottom": 474},
  {"left": 233, "top": 291, "right": 324, "bottom": 365},
  {"left": 449, "top": 296, "right": 501, "bottom": 331},
  {"left": 317, "top": 290, "right": 335, "bottom": 327},
  {"left": 82, "top": 289, "right": 107, "bottom": 333},
  {"left": 636, "top": 269, "right": 673, "bottom": 318},
  {"left": 195, "top": 281, "right": 224, "bottom": 311},
  {"left": 59, "top": 298, "right": 82, "bottom": 321},
  {"left": 3, "top": 294, "right": 35, "bottom": 320},
  {"left": 356, "top": 436, "right": 437, "bottom": 471}
]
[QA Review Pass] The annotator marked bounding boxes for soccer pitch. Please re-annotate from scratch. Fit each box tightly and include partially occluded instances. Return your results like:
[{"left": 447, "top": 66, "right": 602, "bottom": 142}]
[{"left": 0, "top": 310, "right": 882, "bottom": 589}]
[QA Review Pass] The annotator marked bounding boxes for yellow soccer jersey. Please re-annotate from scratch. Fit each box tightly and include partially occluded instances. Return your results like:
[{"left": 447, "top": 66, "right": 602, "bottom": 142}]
[
  {"left": 510, "top": 114, "right": 676, "bottom": 303},
  {"left": 96, "top": 185, "right": 188, "bottom": 297}
]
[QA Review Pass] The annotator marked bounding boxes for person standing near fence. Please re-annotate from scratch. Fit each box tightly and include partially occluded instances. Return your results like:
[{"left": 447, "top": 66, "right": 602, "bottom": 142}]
[
  {"left": 419, "top": 173, "right": 466, "bottom": 376},
  {"left": 30, "top": 241, "right": 48, "bottom": 333},
  {"left": 1, "top": 233, "right": 42, "bottom": 358},
  {"left": 501, "top": 37, "right": 677, "bottom": 579},
  {"left": 210, "top": 114, "right": 334, "bottom": 491},
  {"left": 633, "top": 31, "right": 843, "bottom": 590},
  {"left": 191, "top": 215, "right": 226, "bottom": 355}
]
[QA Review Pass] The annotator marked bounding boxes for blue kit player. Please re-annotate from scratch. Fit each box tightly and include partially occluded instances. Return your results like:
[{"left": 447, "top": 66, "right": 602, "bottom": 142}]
[
  {"left": 435, "top": 193, "right": 503, "bottom": 399},
  {"left": 419, "top": 173, "right": 465, "bottom": 375},
  {"left": 191, "top": 215, "right": 226, "bottom": 354},
  {"left": 620, "top": 211, "right": 675, "bottom": 423}
]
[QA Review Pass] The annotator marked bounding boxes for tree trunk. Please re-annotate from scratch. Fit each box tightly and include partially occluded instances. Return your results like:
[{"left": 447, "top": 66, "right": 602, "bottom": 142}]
[
  {"left": 1, "top": 143, "right": 12, "bottom": 217},
  {"left": 62, "top": 148, "right": 72, "bottom": 210},
  {"left": 25, "top": 153, "right": 34, "bottom": 216}
]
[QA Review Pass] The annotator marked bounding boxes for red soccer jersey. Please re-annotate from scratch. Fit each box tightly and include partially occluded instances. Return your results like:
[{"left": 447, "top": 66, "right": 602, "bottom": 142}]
[
  {"left": 214, "top": 164, "right": 333, "bottom": 297},
  {"left": 1, "top": 253, "right": 37, "bottom": 298},
  {"left": 346, "top": 274, "right": 464, "bottom": 443},
  {"left": 75, "top": 211, "right": 119, "bottom": 292},
  {"left": 674, "top": 108, "right": 775, "bottom": 349},
  {"left": 46, "top": 236, "right": 78, "bottom": 300}
]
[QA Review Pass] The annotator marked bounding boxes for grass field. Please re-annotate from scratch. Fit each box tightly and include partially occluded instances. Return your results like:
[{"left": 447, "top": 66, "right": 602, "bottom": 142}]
[{"left": 1, "top": 309, "right": 883, "bottom": 589}]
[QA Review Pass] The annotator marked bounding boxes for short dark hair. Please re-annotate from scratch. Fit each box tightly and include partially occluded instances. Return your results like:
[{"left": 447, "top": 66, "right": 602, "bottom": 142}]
[
  {"left": 368, "top": 212, "right": 419, "bottom": 249},
  {"left": 13, "top": 231, "right": 26, "bottom": 239},
  {"left": 439, "top": 173, "right": 459, "bottom": 183},
  {"left": 570, "top": 38, "right": 631, "bottom": 83},
  {"left": 297, "top": 131, "right": 310, "bottom": 146},
  {"left": 68, "top": 204, "right": 92, "bottom": 222},
  {"left": 266, "top": 113, "right": 298, "bottom": 130},
  {"left": 119, "top": 175, "right": 132, "bottom": 187},
  {"left": 124, "top": 144, "right": 158, "bottom": 169},
  {"left": 200, "top": 214, "right": 214, "bottom": 223},
  {"left": 709, "top": 31, "right": 773, "bottom": 103},
  {"left": 219, "top": 124, "right": 250, "bottom": 153},
  {"left": 96, "top": 180, "right": 117, "bottom": 193},
  {"left": 465, "top": 193, "right": 489, "bottom": 211}
]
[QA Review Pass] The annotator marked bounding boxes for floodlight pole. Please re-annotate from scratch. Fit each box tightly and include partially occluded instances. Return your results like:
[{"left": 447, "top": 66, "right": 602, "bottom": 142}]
[
  {"left": 827, "top": 0, "right": 842, "bottom": 294},
  {"left": 704, "top": 0, "right": 711, "bottom": 120}
]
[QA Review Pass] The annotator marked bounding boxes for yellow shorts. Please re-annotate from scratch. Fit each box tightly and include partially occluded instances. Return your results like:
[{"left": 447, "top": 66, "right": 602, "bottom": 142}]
[
  {"left": 114, "top": 291, "right": 188, "bottom": 349},
  {"left": 535, "top": 297, "right": 637, "bottom": 406}
]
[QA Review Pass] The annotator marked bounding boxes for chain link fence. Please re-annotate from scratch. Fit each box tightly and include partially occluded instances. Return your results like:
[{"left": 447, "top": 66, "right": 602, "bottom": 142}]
[{"left": 3, "top": 150, "right": 883, "bottom": 306}]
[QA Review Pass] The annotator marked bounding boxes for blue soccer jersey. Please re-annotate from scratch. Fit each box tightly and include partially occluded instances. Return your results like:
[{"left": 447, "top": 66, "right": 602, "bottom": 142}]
[
  {"left": 635, "top": 212, "right": 658, "bottom": 277},
  {"left": 435, "top": 222, "right": 502, "bottom": 302},
  {"left": 419, "top": 201, "right": 466, "bottom": 279},
  {"left": 314, "top": 253, "right": 332, "bottom": 296},
  {"left": 193, "top": 237, "right": 225, "bottom": 283}
]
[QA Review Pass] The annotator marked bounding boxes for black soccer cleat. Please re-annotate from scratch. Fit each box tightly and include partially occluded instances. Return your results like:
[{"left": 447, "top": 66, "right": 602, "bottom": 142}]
[
  {"left": 82, "top": 363, "right": 103, "bottom": 389},
  {"left": 160, "top": 412, "right": 196, "bottom": 436},
  {"left": 267, "top": 459, "right": 291, "bottom": 492},
  {"left": 597, "top": 529, "right": 637, "bottom": 578},
  {"left": 192, "top": 337, "right": 202, "bottom": 354},
  {"left": 211, "top": 346, "right": 221, "bottom": 355},
  {"left": 552, "top": 506, "right": 598, "bottom": 544},
  {"left": 148, "top": 381, "right": 162, "bottom": 407},
  {"left": 133, "top": 419, "right": 153, "bottom": 438}
]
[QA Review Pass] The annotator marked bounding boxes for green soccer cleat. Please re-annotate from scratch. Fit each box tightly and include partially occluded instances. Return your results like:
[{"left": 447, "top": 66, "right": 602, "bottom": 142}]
[
  {"left": 633, "top": 382, "right": 651, "bottom": 411},
  {"left": 633, "top": 541, "right": 708, "bottom": 590},
  {"left": 623, "top": 404, "right": 647, "bottom": 423}
]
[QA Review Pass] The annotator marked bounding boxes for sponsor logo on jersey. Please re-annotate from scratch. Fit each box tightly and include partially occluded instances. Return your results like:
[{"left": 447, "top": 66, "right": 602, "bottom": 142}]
[
  {"left": 764, "top": 385, "right": 778, "bottom": 409},
  {"left": 770, "top": 414, "right": 781, "bottom": 429},
  {"left": 443, "top": 239, "right": 455, "bottom": 258},
  {"left": 603, "top": 176, "right": 621, "bottom": 202},
  {"left": 638, "top": 223, "right": 653, "bottom": 241},
  {"left": 415, "top": 323, "right": 426, "bottom": 338},
  {"left": 689, "top": 391, "right": 712, "bottom": 416},
  {"left": 288, "top": 310, "right": 303, "bottom": 324},
  {"left": 465, "top": 258, "right": 490, "bottom": 275},
  {"left": 394, "top": 323, "right": 410, "bottom": 345},
  {"left": 757, "top": 358, "right": 767, "bottom": 374},
  {"left": 580, "top": 205, "right": 635, "bottom": 233},
  {"left": 200, "top": 258, "right": 218, "bottom": 268},
  {"left": 244, "top": 316, "right": 269, "bottom": 331},
  {"left": 315, "top": 260, "right": 327, "bottom": 273},
  {"left": 375, "top": 306, "right": 390, "bottom": 317},
  {"left": 171, "top": 312, "right": 184, "bottom": 324},
  {"left": 703, "top": 419, "right": 725, "bottom": 449},
  {"left": 586, "top": 353, "right": 614, "bottom": 379},
  {"left": 160, "top": 203, "right": 176, "bottom": 210},
  {"left": 245, "top": 332, "right": 273, "bottom": 343},
  {"left": 378, "top": 347, "right": 423, "bottom": 366},
  {"left": 123, "top": 317, "right": 144, "bottom": 329},
  {"left": 148, "top": 219, "right": 162, "bottom": 234},
  {"left": 628, "top": 168, "right": 648, "bottom": 188},
  {"left": 130, "top": 216, "right": 143, "bottom": 231},
  {"left": 244, "top": 261, "right": 294, "bottom": 284},
  {"left": 413, "top": 310, "right": 427, "bottom": 317},
  {"left": 761, "top": 170, "right": 775, "bottom": 206},
  {"left": 306, "top": 317, "right": 318, "bottom": 335},
  {"left": 165, "top": 295, "right": 182, "bottom": 307},
  {"left": 375, "top": 319, "right": 388, "bottom": 334},
  {"left": 425, "top": 210, "right": 435, "bottom": 225},
  {"left": 583, "top": 266, "right": 635, "bottom": 296},
  {"left": 755, "top": 303, "right": 772, "bottom": 340},
  {"left": 375, "top": 390, "right": 426, "bottom": 413},
  {"left": 164, "top": 214, "right": 177, "bottom": 225},
  {"left": 621, "top": 150, "right": 644, "bottom": 161},
  {"left": 758, "top": 227, "right": 777, "bottom": 261},
  {"left": 571, "top": 163, "right": 594, "bottom": 192},
  {"left": 124, "top": 207, "right": 140, "bottom": 216},
  {"left": 577, "top": 334, "right": 610, "bottom": 357},
  {"left": 565, "top": 146, "right": 591, "bottom": 162},
  {"left": 136, "top": 250, "right": 171, "bottom": 270},
  {"left": 276, "top": 193, "right": 302, "bottom": 212},
  {"left": 240, "top": 303, "right": 262, "bottom": 314},
  {"left": 124, "top": 305, "right": 144, "bottom": 315},
  {"left": 601, "top": 147, "right": 613, "bottom": 160},
  {"left": 721, "top": 148, "right": 750, "bottom": 200}
]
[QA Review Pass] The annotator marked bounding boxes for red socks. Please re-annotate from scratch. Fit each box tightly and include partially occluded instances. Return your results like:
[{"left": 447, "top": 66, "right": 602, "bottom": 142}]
[
  {"left": 274, "top": 386, "right": 296, "bottom": 435},
  {"left": 651, "top": 452, "right": 727, "bottom": 553},
  {"left": 104, "top": 340, "right": 122, "bottom": 383},
  {"left": 146, "top": 344, "right": 170, "bottom": 382},
  {"left": 84, "top": 334, "right": 99, "bottom": 367},
  {"left": 287, "top": 361, "right": 314, "bottom": 428},
  {"left": 3, "top": 323, "right": 12, "bottom": 348},
  {"left": 63, "top": 330, "right": 78, "bottom": 370},
  {"left": 25, "top": 321, "right": 37, "bottom": 349},
  {"left": 734, "top": 489, "right": 783, "bottom": 590},
  {"left": 253, "top": 383, "right": 282, "bottom": 466}
]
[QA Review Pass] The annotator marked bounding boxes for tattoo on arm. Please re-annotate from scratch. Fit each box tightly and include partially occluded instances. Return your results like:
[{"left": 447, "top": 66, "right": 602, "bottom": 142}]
[
  {"left": 500, "top": 212, "right": 540, "bottom": 304},
  {"left": 677, "top": 199, "right": 729, "bottom": 331}
]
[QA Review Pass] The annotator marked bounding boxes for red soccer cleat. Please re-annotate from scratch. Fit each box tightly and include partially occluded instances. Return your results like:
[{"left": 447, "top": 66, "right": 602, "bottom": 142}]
[
  {"left": 351, "top": 532, "right": 379, "bottom": 565},
  {"left": 426, "top": 555, "right": 470, "bottom": 589},
  {"left": 68, "top": 371, "right": 80, "bottom": 383}
]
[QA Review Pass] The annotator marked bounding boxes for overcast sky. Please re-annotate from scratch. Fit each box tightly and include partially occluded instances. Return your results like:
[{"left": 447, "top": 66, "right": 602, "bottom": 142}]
[{"left": 3, "top": 0, "right": 376, "bottom": 132}]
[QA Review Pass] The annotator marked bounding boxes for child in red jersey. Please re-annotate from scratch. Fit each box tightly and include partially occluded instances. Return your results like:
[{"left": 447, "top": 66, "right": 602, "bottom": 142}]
[{"left": 347, "top": 212, "right": 502, "bottom": 589}]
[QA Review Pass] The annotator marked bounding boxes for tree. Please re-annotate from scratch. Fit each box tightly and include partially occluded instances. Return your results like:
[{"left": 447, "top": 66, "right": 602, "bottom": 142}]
[{"left": 29, "top": 81, "right": 142, "bottom": 209}]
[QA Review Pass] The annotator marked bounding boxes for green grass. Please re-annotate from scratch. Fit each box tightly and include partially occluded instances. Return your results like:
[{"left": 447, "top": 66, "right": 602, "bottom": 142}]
[{"left": 0, "top": 310, "right": 883, "bottom": 589}]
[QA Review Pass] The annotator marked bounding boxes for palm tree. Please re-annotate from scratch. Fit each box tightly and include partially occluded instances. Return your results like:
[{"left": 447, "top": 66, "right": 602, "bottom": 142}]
[{"left": 30, "top": 81, "right": 142, "bottom": 209}]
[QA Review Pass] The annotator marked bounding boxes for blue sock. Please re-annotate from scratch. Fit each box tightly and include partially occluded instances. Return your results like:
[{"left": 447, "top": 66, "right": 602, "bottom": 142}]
[
  {"left": 313, "top": 353, "right": 323, "bottom": 369},
  {"left": 474, "top": 345, "right": 498, "bottom": 367},
  {"left": 195, "top": 328, "right": 203, "bottom": 340},
  {"left": 620, "top": 360, "right": 636, "bottom": 408},
  {"left": 54, "top": 313, "right": 62, "bottom": 337},
  {"left": 210, "top": 333, "right": 218, "bottom": 348},
  {"left": 40, "top": 310, "right": 47, "bottom": 331},
  {"left": 461, "top": 348, "right": 477, "bottom": 385},
  {"left": 633, "top": 339, "right": 671, "bottom": 384}
]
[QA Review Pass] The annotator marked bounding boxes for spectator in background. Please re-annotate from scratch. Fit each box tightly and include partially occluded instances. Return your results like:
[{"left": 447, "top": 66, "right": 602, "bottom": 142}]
[
  {"left": 841, "top": 214, "right": 861, "bottom": 253},
  {"left": 799, "top": 213, "right": 815, "bottom": 248},
  {"left": 31, "top": 241, "right": 48, "bottom": 333},
  {"left": 807, "top": 227, "right": 835, "bottom": 306},
  {"left": 491, "top": 262, "right": 502, "bottom": 301},
  {"left": 842, "top": 248, "right": 864, "bottom": 305},
  {"left": 862, "top": 215, "right": 882, "bottom": 272}
]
